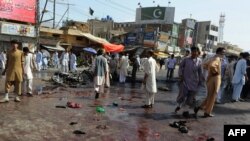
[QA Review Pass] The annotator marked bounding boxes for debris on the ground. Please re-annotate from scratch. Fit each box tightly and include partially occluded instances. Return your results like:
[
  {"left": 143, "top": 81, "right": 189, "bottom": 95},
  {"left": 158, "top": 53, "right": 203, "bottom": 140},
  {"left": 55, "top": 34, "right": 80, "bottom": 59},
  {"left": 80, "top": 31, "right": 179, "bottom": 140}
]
[
  {"left": 69, "top": 122, "right": 78, "bottom": 125},
  {"left": 113, "top": 102, "right": 118, "bottom": 107},
  {"left": 207, "top": 137, "right": 215, "bottom": 141},
  {"left": 96, "top": 125, "right": 108, "bottom": 129},
  {"left": 96, "top": 106, "right": 105, "bottom": 113},
  {"left": 55, "top": 105, "right": 67, "bottom": 108},
  {"left": 119, "top": 108, "right": 126, "bottom": 111},
  {"left": 153, "top": 132, "right": 160, "bottom": 137},
  {"left": 169, "top": 120, "right": 188, "bottom": 133},
  {"left": 158, "top": 86, "right": 170, "bottom": 91},
  {"left": 73, "top": 130, "right": 86, "bottom": 135},
  {"left": 67, "top": 102, "right": 82, "bottom": 108}
]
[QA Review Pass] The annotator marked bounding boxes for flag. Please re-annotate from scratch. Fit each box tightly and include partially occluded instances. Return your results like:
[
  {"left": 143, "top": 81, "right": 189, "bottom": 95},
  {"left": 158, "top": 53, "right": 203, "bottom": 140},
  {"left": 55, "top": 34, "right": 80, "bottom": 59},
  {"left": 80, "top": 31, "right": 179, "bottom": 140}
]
[
  {"left": 141, "top": 7, "right": 165, "bottom": 20},
  {"left": 89, "top": 7, "right": 94, "bottom": 16}
]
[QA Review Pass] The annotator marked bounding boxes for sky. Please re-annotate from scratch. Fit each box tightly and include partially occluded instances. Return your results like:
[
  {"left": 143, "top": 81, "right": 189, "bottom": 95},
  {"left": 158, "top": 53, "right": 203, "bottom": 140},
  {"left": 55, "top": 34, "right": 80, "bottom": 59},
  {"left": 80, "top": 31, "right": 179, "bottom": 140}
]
[{"left": 41, "top": 0, "right": 250, "bottom": 51}]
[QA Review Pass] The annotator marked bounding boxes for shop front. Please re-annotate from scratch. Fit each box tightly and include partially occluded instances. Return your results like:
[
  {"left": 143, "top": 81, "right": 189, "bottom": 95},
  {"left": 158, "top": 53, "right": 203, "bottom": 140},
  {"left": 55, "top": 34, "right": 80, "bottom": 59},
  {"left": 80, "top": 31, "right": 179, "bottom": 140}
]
[{"left": 0, "top": 22, "right": 36, "bottom": 51}]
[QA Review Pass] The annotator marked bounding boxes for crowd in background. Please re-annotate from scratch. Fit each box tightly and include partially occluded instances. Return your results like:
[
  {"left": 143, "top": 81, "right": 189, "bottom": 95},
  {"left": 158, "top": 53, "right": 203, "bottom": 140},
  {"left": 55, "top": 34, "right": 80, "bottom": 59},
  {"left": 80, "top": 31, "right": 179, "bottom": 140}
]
[{"left": 1, "top": 40, "right": 250, "bottom": 119}]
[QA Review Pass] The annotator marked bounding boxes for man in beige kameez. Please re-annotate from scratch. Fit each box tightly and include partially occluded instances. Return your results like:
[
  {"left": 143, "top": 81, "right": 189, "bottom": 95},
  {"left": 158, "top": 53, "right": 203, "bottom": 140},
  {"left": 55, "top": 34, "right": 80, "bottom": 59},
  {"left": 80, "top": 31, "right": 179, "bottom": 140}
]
[
  {"left": 194, "top": 47, "right": 225, "bottom": 117},
  {"left": 0, "top": 40, "right": 24, "bottom": 103}
]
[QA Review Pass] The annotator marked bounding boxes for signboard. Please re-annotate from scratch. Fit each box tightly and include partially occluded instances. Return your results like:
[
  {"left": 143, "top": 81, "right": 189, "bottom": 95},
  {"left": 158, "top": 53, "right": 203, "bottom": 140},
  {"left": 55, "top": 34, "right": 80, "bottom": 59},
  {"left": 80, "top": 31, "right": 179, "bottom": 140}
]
[
  {"left": 0, "top": 0, "right": 36, "bottom": 23},
  {"left": 125, "top": 33, "right": 137, "bottom": 45},
  {"left": 157, "top": 41, "right": 167, "bottom": 52},
  {"left": 1, "top": 22, "right": 35, "bottom": 37},
  {"left": 136, "top": 7, "right": 175, "bottom": 24},
  {"left": 141, "top": 7, "right": 165, "bottom": 20},
  {"left": 143, "top": 32, "right": 155, "bottom": 47},
  {"left": 158, "top": 32, "right": 169, "bottom": 42}
]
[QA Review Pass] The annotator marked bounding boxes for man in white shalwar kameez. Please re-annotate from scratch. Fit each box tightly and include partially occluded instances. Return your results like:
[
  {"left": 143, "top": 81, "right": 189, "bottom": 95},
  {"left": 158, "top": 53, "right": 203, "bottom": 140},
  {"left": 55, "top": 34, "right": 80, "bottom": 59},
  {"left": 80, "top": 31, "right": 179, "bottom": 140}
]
[
  {"left": 22, "top": 47, "right": 36, "bottom": 96},
  {"left": 93, "top": 49, "right": 108, "bottom": 99},
  {"left": 142, "top": 51, "right": 159, "bottom": 108},
  {"left": 42, "top": 52, "right": 48, "bottom": 70},
  {"left": 60, "top": 51, "right": 69, "bottom": 73},
  {"left": 35, "top": 50, "right": 43, "bottom": 71},
  {"left": 69, "top": 51, "right": 77, "bottom": 72},
  {"left": 52, "top": 51, "right": 59, "bottom": 69},
  {"left": 119, "top": 54, "right": 129, "bottom": 83},
  {"left": 0, "top": 51, "right": 7, "bottom": 77}
]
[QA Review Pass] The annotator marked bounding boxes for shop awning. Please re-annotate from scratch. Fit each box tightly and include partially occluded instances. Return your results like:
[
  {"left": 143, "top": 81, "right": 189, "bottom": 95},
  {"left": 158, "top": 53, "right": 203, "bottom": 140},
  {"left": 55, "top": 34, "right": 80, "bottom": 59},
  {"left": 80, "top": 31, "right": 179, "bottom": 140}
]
[
  {"left": 154, "top": 52, "right": 169, "bottom": 58},
  {"left": 103, "top": 43, "right": 124, "bottom": 53},
  {"left": 80, "top": 33, "right": 109, "bottom": 44},
  {"left": 80, "top": 33, "right": 124, "bottom": 53},
  {"left": 41, "top": 45, "right": 65, "bottom": 51}
]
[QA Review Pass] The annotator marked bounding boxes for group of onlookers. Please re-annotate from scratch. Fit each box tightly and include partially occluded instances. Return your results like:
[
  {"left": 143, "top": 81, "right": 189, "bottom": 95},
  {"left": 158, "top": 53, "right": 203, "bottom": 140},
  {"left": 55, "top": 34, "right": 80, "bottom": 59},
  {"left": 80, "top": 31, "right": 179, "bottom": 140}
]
[
  {"left": 35, "top": 49, "right": 77, "bottom": 73},
  {"left": 173, "top": 47, "right": 250, "bottom": 118},
  {"left": 1, "top": 39, "right": 249, "bottom": 120}
]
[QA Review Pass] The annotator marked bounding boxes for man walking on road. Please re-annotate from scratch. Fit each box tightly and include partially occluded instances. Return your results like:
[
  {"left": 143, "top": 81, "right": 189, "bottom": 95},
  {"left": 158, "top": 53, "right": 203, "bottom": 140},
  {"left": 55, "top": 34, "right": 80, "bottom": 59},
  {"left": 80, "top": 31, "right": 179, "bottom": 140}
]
[
  {"left": 141, "top": 50, "right": 159, "bottom": 108},
  {"left": 93, "top": 49, "right": 108, "bottom": 99},
  {"left": 22, "top": 47, "right": 36, "bottom": 97},
  {"left": 0, "top": 40, "right": 24, "bottom": 103},
  {"left": 166, "top": 54, "right": 176, "bottom": 80},
  {"left": 231, "top": 52, "right": 249, "bottom": 102},
  {"left": 194, "top": 47, "right": 225, "bottom": 117},
  {"left": 175, "top": 47, "right": 203, "bottom": 113}
]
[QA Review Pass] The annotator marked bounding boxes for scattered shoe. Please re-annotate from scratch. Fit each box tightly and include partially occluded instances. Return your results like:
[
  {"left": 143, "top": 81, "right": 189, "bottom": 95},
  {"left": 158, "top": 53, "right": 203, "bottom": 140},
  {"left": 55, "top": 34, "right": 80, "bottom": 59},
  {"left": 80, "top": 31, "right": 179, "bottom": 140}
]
[
  {"left": 169, "top": 122, "right": 180, "bottom": 128},
  {"left": 73, "top": 130, "right": 86, "bottom": 135},
  {"left": 178, "top": 126, "right": 188, "bottom": 133},
  {"left": 69, "top": 122, "right": 78, "bottom": 125},
  {"left": 0, "top": 97, "right": 9, "bottom": 103},
  {"left": 14, "top": 97, "right": 21, "bottom": 102},
  {"left": 169, "top": 120, "right": 187, "bottom": 128},
  {"left": 55, "top": 105, "right": 67, "bottom": 108}
]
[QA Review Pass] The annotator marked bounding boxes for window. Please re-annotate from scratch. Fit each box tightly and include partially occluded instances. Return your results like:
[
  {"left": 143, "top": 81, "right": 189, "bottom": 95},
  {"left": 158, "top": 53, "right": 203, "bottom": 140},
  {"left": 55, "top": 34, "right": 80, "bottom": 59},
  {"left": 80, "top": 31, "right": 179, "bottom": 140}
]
[
  {"left": 76, "top": 36, "right": 83, "bottom": 41},
  {"left": 206, "top": 25, "right": 210, "bottom": 31},
  {"left": 52, "top": 34, "right": 60, "bottom": 38}
]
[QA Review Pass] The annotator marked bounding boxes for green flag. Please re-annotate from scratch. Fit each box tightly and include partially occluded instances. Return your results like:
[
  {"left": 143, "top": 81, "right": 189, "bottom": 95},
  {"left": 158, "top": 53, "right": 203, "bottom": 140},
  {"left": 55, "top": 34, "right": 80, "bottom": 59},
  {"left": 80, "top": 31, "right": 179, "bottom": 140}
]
[{"left": 141, "top": 7, "right": 165, "bottom": 20}]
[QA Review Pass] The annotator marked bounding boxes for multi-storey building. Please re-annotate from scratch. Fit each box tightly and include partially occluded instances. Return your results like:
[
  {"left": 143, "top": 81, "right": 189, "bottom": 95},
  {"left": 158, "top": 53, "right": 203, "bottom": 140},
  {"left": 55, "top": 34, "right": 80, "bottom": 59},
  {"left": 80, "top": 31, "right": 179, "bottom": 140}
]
[
  {"left": 194, "top": 21, "right": 219, "bottom": 52},
  {"left": 178, "top": 18, "right": 196, "bottom": 49}
]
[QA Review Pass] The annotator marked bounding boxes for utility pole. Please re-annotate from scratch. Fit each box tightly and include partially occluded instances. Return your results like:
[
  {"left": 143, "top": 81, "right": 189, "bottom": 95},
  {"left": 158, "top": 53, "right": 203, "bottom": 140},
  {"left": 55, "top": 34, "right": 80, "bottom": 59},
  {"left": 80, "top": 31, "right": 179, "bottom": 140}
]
[
  {"left": 48, "top": 0, "right": 75, "bottom": 28},
  {"left": 53, "top": 0, "right": 56, "bottom": 28},
  {"left": 36, "top": 0, "right": 40, "bottom": 50}
]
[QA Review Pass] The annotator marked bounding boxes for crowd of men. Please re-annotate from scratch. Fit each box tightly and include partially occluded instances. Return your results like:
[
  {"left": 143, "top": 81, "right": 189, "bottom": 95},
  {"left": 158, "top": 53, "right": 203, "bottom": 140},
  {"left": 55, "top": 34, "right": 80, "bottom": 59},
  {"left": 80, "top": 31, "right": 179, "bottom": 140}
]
[
  {"left": 0, "top": 40, "right": 250, "bottom": 119},
  {"left": 34, "top": 49, "right": 77, "bottom": 73}
]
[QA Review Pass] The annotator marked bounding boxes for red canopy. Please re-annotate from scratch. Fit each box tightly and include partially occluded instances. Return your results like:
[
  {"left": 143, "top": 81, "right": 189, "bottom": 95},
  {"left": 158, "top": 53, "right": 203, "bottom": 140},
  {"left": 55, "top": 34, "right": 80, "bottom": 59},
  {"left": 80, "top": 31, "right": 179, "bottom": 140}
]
[{"left": 103, "top": 43, "right": 124, "bottom": 53}]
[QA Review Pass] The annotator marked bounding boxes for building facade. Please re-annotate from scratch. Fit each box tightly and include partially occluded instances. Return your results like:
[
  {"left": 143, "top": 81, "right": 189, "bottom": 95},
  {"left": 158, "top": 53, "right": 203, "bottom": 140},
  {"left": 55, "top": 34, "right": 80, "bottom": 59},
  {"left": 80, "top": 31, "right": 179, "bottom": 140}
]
[
  {"left": 0, "top": 0, "right": 37, "bottom": 52},
  {"left": 215, "top": 42, "right": 243, "bottom": 56},
  {"left": 194, "top": 21, "right": 218, "bottom": 52}
]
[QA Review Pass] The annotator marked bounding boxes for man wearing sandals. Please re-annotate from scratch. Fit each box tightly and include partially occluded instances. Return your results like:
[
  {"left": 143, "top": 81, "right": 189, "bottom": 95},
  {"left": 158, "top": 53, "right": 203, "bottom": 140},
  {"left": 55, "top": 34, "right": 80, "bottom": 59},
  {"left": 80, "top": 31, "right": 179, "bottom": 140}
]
[
  {"left": 0, "top": 40, "right": 24, "bottom": 103},
  {"left": 175, "top": 47, "right": 203, "bottom": 114},
  {"left": 194, "top": 47, "right": 226, "bottom": 117},
  {"left": 141, "top": 50, "right": 159, "bottom": 108}
]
